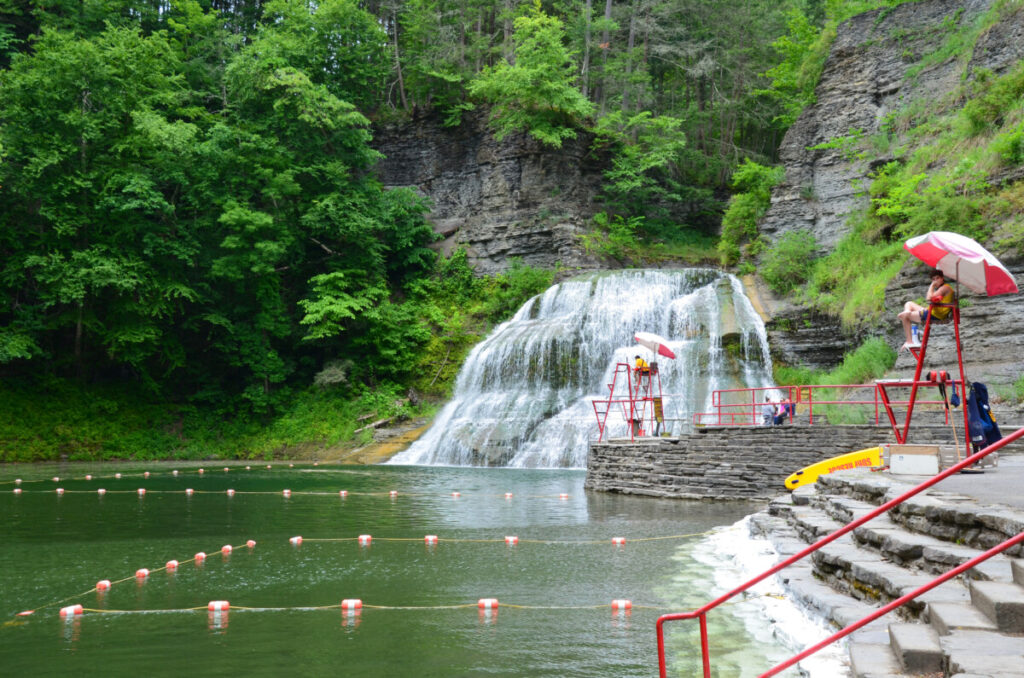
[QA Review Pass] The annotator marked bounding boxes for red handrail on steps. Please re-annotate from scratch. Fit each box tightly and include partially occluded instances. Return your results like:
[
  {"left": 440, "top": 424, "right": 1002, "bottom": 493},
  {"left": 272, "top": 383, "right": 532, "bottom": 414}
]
[{"left": 655, "top": 424, "right": 1024, "bottom": 678}]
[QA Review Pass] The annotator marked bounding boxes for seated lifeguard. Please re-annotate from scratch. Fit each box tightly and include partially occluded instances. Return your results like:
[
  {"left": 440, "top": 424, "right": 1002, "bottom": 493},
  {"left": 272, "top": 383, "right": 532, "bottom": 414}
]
[{"left": 897, "top": 269, "right": 954, "bottom": 351}]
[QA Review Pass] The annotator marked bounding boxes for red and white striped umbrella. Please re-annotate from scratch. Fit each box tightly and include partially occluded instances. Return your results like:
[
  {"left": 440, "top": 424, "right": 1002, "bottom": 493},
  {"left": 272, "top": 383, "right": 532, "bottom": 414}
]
[
  {"left": 634, "top": 332, "right": 676, "bottom": 360},
  {"left": 904, "top": 231, "right": 1018, "bottom": 297}
]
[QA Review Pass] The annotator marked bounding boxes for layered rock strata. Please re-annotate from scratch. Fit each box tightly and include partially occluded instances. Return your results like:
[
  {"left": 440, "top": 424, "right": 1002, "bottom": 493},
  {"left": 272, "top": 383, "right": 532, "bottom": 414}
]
[{"left": 373, "top": 109, "right": 606, "bottom": 275}]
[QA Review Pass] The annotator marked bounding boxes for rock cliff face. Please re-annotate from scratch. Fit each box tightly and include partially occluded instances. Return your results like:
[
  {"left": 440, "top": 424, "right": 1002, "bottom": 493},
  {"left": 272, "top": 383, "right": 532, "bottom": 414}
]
[
  {"left": 373, "top": 109, "right": 606, "bottom": 275},
  {"left": 760, "top": 0, "right": 1024, "bottom": 389}
]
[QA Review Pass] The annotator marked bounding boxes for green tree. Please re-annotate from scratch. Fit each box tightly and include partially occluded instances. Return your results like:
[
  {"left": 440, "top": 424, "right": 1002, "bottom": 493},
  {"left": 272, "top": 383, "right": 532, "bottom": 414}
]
[{"left": 469, "top": 3, "right": 594, "bottom": 147}]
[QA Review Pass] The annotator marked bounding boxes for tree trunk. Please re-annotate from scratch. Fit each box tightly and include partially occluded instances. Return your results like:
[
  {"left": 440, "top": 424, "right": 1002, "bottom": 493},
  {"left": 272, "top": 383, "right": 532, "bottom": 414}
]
[
  {"left": 391, "top": 10, "right": 409, "bottom": 111},
  {"left": 597, "top": 0, "right": 613, "bottom": 114},
  {"left": 621, "top": 0, "right": 637, "bottom": 113},
  {"left": 580, "top": 0, "right": 593, "bottom": 97}
]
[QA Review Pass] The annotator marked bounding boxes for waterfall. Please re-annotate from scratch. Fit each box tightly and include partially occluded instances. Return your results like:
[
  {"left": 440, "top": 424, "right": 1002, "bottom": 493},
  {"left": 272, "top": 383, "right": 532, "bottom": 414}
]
[{"left": 388, "top": 269, "right": 774, "bottom": 468}]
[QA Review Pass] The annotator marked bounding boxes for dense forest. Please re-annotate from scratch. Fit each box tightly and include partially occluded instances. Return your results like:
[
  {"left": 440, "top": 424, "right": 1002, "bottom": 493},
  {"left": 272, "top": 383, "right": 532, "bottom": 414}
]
[{"left": 3, "top": 0, "right": 994, "bottom": 459}]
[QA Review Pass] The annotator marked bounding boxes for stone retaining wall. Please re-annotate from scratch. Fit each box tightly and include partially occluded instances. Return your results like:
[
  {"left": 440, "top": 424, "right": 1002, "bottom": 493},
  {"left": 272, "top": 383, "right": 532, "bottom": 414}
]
[{"left": 585, "top": 425, "right": 956, "bottom": 500}]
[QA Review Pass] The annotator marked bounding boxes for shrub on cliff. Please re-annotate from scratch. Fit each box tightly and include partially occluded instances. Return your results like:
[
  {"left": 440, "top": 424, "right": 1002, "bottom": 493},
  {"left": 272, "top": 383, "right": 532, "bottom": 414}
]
[
  {"left": 761, "top": 230, "right": 817, "bottom": 293},
  {"left": 718, "top": 160, "right": 785, "bottom": 266}
]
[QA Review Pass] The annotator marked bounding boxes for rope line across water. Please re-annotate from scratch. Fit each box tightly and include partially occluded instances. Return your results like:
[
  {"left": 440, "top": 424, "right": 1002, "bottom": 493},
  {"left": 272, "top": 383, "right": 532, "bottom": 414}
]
[
  {"left": 54, "top": 593, "right": 786, "bottom": 617},
  {"left": 300, "top": 532, "right": 715, "bottom": 545}
]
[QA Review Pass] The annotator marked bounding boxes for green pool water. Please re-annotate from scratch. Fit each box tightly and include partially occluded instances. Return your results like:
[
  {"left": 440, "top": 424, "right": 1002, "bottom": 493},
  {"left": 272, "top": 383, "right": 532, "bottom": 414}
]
[{"left": 0, "top": 462, "right": 802, "bottom": 676}]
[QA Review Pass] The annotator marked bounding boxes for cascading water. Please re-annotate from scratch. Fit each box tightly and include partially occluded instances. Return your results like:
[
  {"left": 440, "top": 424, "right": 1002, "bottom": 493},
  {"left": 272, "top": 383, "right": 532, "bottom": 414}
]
[{"left": 389, "top": 269, "right": 774, "bottom": 469}]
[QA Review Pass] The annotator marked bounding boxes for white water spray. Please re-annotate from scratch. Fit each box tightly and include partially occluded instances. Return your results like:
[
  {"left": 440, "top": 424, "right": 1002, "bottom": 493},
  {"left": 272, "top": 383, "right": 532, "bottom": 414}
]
[{"left": 389, "top": 269, "right": 774, "bottom": 468}]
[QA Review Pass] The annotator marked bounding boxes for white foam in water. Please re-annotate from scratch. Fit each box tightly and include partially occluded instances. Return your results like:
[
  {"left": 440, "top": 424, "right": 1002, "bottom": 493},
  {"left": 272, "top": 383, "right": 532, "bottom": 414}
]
[
  {"left": 390, "top": 269, "right": 774, "bottom": 468},
  {"left": 690, "top": 517, "right": 849, "bottom": 677}
]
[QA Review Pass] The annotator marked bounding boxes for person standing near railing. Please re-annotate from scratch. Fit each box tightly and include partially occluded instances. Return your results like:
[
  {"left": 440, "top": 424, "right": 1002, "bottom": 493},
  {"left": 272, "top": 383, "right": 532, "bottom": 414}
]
[{"left": 762, "top": 396, "right": 775, "bottom": 426}]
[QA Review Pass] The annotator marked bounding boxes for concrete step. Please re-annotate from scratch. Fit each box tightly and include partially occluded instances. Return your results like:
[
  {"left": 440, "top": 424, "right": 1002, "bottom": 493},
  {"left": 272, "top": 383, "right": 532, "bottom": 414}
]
[
  {"left": 969, "top": 580, "right": 1024, "bottom": 633},
  {"left": 788, "top": 506, "right": 849, "bottom": 542},
  {"left": 849, "top": 640, "right": 907, "bottom": 678},
  {"left": 925, "top": 601, "right": 999, "bottom": 634},
  {"left": 888, "top": 622, "right": 943, "bottom": 673},
  {"left": 941, "top": 629, "right": 1024, "bottom": 677},
  {"left": 1013, "top": 558, "right": 1024, "bottom": 586},
  {"left": 817, "top": 495, "right": 1018, "bottom": 581},
  {"left": 812, "top": 541, "right": 970, "bottom": 614}
]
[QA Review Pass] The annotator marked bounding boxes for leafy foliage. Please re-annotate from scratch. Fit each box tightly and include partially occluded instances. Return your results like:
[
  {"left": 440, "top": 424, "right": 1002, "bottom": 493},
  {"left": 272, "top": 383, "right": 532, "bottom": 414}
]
[
  {"left": 761, "top": 230, "right": 818, "bottom": 294},
  {"left": 468, "top": 4, "right": 594, "bottom": 147},
  {"left": 717, "top": 160, "right": 785, "bottom": 265}
]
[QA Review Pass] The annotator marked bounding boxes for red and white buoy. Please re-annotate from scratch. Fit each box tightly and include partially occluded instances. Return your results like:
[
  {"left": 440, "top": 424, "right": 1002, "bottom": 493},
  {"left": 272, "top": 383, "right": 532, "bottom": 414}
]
[
  {"left": 85, "top": 474, "right": 92, "bottom": 480},
  {"left": 208, "top": 600, "right": 230, "bottom": 612},
  {"left": 358, "top": 534, "right": 372, "bottom": 546},
  {"left": 137, "top": 488, "right": 146, "bottom": 496},
  {"left": 245, "top": 466, "right": 251, "bottom": 470},
  {"left": 246, "top": 540, "right": 256, "bottom": 548},
  {"left": 389, "top": 490, "right": 398, "bottom": 498},
  {"left": 172, "top": 470, "right": 179, "bottom": 476},
  {"left": 223, "top": 467, "right": 229, "bottom": 473},
  {"left": 611, "top": 537, "right": 626, "bottom": 546},
  {"left": 451, "top": 492, "right": 460, "bottom": 498},
  {"left": 221, "top": 544, "right": 232, "bottom": 554},
  {"left": 14, "top": 478, "right": 21, "bottom": 485},
  {"left": 52, "top": 476, "right": 60, "bottom": 482},
  {"left": 198, "top": 468, "right": 205, "bottom": 474},
  {"left": 282, "top": 489, "right": 291, "bottom": 498},
  {"left": 185, "top": 488, "right": 194, "bottom": 496},
  {"left": 195, "top": 552, "right": 207, "bottom": 562},
  {"left": 559, "top": 493, "right": 569, "bottom": 500},
  {"left": 505, "top": 536, "right": 519, "bottom": 545},
  {"left": 12, "top": 488, "right": 21, "bottom": 495},
  {"left": 504, "top": 492, "right": 513, "bottom": 499},
  {"left": 166, "top": 560, "right": 179, "bottom": 570},
  {"left": 115, "top": 473, "right": 122, "bottom": 479},
  {"left": 55, "top": 488, "right": 64, "bottom": 495},
  {"left": 97, "top": 488, "right": 106, "bottom": 495},
  {"left": 289, "top": 463, "right": 294, "bottom": 468},
  {"left": 424, "top": 535, "right": 438, "bottom": 545},
  {"left": 341, "top": 599, "right": 362, "bottom": 612},
  {"left": 144, "top": 472, "right": 150, "bottom": 478},
  {"left": 477, "top": 598, "right": 499, "bottom": 610},
  {"left": 59, "top": 605, "right": 83, "bottom": 618},
  {"left": 289, "top": 536, "right": 302, "bottom": 546},
  {"left": 96, "top": 580, "right": 111, "bottom": 591},
  {"left": 266, "top": 464, "right": 272, "bottom": 469},
  {"left": 611, "top": 599, "right": 632, "bottom": 611},
  {"left": 339, "top": 490, "right": 348, "bottom": 498},
  {"left": 226, "top": 489, "right": 235, "bottom": 497},
  {"left": 135, "top": 568, "right": 149, "bottom": 579}
]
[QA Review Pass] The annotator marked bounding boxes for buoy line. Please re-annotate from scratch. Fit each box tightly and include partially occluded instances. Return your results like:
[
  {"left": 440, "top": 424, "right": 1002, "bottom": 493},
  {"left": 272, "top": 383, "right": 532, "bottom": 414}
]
[
  {"left": 295, "top": 531, "right": 716, "bottom": 545},
  {"left": 9, "top": 487, "right": 575, "bottom": 499},
  {"left": 46, "top": 592, "right": 787, "bottom": 620},
  {"left": 11, "top": 540, "right": 254, "bottom": 620}
]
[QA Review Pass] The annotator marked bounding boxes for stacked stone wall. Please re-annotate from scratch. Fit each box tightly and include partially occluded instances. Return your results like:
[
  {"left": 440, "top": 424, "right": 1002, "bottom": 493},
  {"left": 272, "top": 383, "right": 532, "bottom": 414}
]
[{"left": 585, "top": 425, "right": 956, "bottom": 500}]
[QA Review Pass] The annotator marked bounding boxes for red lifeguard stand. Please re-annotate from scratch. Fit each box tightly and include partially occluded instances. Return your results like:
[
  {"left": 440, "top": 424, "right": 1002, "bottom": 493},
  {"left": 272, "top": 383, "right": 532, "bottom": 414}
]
[
  {"left": 592, "top": 361, "right": 666, "bottom": 442},
  {"left": 876, "top": 298, "right": 970, "bottom": 449}
]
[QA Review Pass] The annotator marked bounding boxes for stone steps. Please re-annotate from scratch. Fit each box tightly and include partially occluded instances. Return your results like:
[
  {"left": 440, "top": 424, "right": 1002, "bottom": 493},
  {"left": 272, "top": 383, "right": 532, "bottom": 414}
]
[{"left": 752, "top": 476, "right": 1024, "bottom": 677}]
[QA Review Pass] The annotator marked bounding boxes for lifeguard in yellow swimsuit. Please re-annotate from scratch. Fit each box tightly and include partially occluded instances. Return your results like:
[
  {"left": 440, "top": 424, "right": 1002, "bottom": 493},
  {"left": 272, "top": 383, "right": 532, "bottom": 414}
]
[{"left": 897, "top": 269, "right": 954, "bottom": 351}]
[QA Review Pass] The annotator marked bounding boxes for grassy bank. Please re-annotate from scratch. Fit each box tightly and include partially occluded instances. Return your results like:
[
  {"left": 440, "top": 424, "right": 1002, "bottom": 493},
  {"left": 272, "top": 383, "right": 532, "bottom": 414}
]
[{"left": 0, "top": 378, "right": 433, "bottom": 462}]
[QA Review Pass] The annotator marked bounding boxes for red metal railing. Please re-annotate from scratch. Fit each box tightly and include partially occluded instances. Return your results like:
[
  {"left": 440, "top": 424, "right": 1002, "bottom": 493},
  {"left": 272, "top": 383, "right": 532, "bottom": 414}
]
[
  {"left": 655, "top": 424, "right": 1024, "bottom": 678},
  {"left": 693, "top": 381, "right": 954, "bottom": 427}
]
